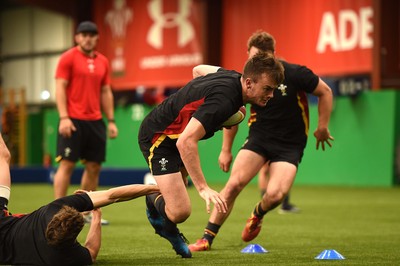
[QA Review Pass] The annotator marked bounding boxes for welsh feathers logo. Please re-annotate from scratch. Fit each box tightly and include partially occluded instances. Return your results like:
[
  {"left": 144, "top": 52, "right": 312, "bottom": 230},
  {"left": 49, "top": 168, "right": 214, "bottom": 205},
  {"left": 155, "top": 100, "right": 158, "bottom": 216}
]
[
  {"left": 277, "top": 84, "right": 287, "bottom": 96},
  {"left": 159, "top": 158, "right": 169, "bottom": 171}
]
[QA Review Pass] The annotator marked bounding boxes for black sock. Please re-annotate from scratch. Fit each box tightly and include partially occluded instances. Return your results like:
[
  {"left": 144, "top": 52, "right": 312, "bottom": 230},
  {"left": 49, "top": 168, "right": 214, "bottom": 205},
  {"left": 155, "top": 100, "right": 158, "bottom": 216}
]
[
  {"left": 281, "top": 194, "right": 290, "bottom": 209},
  {"left": 147, "top": 192, "right": 168, "bottom": 219},
  {"left": 253, "top": 201, "right": 268, "bottom": 218},
  {"left": 147, "top": 192, "right": 179, "bottom": 232},
  {"left": 202, "top": 221, "right": 220, "bottom": 245}
]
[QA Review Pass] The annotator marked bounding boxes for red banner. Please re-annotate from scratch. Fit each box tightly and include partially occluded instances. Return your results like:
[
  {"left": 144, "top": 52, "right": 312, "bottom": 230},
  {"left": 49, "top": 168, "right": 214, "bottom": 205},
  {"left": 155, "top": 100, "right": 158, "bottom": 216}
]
[
  {"left": 94, "top": 0, "right": 205, "bottom": 90},
  {"left": 221, "top": 0, "right": 373, "bottom": 77}
]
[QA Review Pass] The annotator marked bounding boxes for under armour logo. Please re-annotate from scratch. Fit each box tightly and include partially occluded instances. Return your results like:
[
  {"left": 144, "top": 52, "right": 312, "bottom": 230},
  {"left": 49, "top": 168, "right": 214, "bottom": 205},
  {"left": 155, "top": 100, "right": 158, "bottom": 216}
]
[
  {"left": 147, "top": 0, "right": 194, "bottom": 49},
  {"left": 277, "top": 84, "right": 287, "bottom": 96},
  {"left": 159, "top": 158, "right": 169, "bottom": 171}
]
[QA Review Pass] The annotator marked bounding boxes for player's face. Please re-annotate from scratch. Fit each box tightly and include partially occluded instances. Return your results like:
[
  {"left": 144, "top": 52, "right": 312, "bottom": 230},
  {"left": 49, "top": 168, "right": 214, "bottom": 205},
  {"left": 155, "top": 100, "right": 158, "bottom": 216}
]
[
  {"left": 75, "top": 32, "right": 99, "bottom": 54},
  {"left": 245, "top": 73, "right": 276, "bottom": 107}
]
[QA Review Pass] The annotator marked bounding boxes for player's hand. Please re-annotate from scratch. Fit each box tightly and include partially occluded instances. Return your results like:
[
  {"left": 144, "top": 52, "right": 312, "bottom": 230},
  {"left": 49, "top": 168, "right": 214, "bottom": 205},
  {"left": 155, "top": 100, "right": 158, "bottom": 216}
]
[
  {"left": 108, "top": 122, "right": 118, "bottom": 139},
  {"left": 314, "top": 127, "right": 334, "bottom": 151},
  {"left": 59, "top": 118, "right": 76, "bottom": 138},
  {"left": 199, "top": 187, "right": 228, "bottom": 214},
  {"left": 218, "top": 151, "right": 233, "bottom": 172},
  {"left": 91, "top": 208, "right": 102, "bottom": 223}
]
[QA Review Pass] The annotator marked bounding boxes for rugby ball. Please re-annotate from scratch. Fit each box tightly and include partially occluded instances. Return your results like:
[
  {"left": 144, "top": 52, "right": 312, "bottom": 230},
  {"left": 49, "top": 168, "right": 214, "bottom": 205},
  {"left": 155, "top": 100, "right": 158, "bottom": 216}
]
[{"left": 221, "top": 106, "right": 246, "bottom": 127}]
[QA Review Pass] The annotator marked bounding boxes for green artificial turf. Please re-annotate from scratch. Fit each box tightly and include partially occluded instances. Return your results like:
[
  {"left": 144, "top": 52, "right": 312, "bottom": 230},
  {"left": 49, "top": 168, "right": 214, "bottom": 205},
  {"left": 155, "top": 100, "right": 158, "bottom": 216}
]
[{"left": 8, "top": 183, "right": 400, "bottom": 265}]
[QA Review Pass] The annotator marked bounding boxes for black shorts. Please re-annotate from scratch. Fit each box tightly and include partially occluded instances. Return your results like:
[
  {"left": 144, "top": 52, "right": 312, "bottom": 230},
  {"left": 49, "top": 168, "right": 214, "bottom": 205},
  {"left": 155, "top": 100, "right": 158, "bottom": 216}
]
[
  {"left": 56, "top": 119, "right": 106, "bottom": 163},
  {"left": 139, "top": 134, "right": 184, "bottom": 175},
  {"left": 241, "top": 135, "right": 305, "bottom": 167}
]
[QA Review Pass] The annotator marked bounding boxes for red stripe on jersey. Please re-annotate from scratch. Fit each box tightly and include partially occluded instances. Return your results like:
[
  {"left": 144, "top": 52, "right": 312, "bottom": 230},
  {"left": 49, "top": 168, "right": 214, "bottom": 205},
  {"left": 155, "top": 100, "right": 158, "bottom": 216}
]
[{"left": 163, "top": 98, "right": 205, "bottom": 138}]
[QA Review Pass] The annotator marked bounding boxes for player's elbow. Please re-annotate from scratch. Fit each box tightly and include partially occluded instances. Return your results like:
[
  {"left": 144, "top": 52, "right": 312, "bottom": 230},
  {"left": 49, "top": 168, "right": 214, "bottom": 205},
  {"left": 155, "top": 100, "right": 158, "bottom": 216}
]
[{"left": 192, "top": 65, "right": 203, "bottom": 78}]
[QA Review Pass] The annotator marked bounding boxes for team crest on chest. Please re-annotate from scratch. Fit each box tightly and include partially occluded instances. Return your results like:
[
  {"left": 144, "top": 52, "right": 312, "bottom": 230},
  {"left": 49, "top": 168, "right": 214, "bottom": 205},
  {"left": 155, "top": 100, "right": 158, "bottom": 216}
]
[
  {"left": 87, "top": 59, "right": 95, "bottom": 73},
  {"left": 277, "top": 84, "right": 287, "bottom": 96}
]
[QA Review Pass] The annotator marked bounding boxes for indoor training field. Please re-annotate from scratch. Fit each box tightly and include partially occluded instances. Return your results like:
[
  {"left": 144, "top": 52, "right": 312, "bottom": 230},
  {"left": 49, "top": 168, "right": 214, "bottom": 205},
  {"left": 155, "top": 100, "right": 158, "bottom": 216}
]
[{"left": 9, "top": 183, "right": 400, "bottom": 265}]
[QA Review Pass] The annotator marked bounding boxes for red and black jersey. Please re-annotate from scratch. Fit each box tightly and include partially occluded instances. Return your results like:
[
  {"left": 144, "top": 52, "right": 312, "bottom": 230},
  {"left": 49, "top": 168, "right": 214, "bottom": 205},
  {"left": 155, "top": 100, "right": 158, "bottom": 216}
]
[
  {"left": 139, "top": 69, "right": 244, "bottom": 143},
  {"left": 248, "top": 61, "right": 319, "bottom": 149}
]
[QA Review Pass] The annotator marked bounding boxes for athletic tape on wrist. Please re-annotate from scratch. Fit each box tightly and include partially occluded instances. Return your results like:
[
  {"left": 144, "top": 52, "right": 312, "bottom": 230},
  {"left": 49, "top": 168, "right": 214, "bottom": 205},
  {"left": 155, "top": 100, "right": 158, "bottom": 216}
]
[{"left": 0, "top": 185, "right": 10, "bottom": 200}]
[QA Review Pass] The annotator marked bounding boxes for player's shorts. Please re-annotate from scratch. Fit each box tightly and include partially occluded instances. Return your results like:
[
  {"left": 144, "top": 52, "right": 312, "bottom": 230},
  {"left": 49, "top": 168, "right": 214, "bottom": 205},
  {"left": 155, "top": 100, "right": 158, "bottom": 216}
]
[
  {"left": 56, "top": 119, "right": 106, "bottom": 163},
  {"left": 241, "top": 135, "right": 305, "bottom": 167},
  {"left": 139, "top": 134, "right": 184, "bottom": 176}
]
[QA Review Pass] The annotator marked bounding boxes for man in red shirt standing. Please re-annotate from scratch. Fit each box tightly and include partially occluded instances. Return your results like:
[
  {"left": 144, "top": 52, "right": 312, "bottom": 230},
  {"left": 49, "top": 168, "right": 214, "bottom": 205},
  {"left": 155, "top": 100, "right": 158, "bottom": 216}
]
[{"left": 53, "top": 21, "right": 118, "bottom": 225}]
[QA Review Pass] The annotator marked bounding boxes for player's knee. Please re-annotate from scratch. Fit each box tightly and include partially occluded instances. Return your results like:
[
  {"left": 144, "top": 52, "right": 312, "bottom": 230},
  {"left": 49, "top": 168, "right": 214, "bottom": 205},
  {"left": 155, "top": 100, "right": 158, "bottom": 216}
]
[
  {"left": 168, "top": 207, "right": 191, "bottom": 223},
  {"left": 265, "top": 189, "right": 285, "bottom": 205},
  {"left": 225, "top": 176, "right": 246, "bottom": 197},
  {"left": 85, "top": 163, "right": 101, "bottom": 176}
]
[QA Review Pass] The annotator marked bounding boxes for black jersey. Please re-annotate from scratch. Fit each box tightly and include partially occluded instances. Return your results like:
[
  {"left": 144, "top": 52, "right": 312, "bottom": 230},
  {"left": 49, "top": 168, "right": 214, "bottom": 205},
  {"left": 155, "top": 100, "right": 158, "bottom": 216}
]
[
  {"left": 0, "top": 194, "right": 94, "bottom": 266},
  {"left": 248, "top": 61, "right": 319, "bottom": 149},
  {"left": 139, "top": 69, "right": 244, "bottom": 143}
]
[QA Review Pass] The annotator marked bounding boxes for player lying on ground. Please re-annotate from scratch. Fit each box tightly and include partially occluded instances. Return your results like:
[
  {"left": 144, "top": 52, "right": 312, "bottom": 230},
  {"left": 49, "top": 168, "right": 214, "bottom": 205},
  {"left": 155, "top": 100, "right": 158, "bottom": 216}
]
[{"left": 0, "top": 133, "right": 159, "bottom": 266}]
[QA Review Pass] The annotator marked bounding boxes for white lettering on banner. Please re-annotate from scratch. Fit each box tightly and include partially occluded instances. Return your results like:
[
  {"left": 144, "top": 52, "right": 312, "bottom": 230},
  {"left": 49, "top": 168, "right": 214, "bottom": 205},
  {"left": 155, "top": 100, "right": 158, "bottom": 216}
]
[
  {"left": 316, "top": 7, "right": 373, "bottom": 53},
  {"left": 147, "top": 0, "right": 194, "bottom": 49},
  {"left": 140, "top": 53, "right": 203, "bottom": 69}
]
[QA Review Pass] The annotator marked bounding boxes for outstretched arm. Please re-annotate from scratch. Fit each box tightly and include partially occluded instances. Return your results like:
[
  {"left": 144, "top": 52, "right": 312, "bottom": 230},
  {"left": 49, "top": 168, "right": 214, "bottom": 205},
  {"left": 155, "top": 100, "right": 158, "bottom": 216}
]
[
  {"left": 83, "top": 184, "right": 159, "bottom": 209},
  {"left": 312, "top": 78, "right": 334, "bottom": 150}
]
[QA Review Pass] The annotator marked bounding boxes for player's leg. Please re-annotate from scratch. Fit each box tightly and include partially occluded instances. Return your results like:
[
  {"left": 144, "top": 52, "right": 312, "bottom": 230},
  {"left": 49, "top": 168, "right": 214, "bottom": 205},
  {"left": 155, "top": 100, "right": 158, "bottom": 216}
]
[
  {"left": 242, "top": 161, "right": 297, "bottom": 241},
  {"left": 81, "top": 119, "right": 105, "bottom": 193},
  {"left": 189, "top": 149, "right": 265, "bottom": 251},
  {"left": 146, "top": 172, "right": 192, "bottom": 257},
  {"left": 53, "top": 119, "right": 80, "bottom": 199},
  {"left": 81, "top": 162, "right": 101, "bottom": 193},
  {"left": 53, "top": 159, "right": 76, "bottom": 198},
  {"left": 258, "top": 163, "right": 269, "bottom": 196},
  {"left": 153, "top": 172, "right": 191, "bottom": 222},
  {"left": 81, "top": 120, "right": 108, "bottom": 224}
]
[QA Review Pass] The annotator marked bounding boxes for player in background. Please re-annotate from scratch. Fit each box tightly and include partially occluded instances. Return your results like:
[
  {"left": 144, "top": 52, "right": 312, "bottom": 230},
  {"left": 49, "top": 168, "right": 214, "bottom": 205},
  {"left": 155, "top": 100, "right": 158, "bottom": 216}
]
[
  {"left": 189, "top": 30, "right": 334, "bottom": 251},
  {"left": 53, "top": 21, "right": 118, "bottom": 225}
]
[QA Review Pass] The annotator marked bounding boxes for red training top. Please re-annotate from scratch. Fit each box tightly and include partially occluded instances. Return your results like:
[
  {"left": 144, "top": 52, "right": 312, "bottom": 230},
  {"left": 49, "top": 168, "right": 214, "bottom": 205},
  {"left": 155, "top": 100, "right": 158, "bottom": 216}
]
[{"left": 55, "top": 46, "right": 110, "bottom": 120}]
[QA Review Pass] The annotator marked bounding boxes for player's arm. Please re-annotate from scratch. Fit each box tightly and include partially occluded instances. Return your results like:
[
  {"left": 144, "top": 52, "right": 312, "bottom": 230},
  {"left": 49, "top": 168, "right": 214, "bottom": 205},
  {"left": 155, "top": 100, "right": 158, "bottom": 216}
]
[
  {"left": 312, "top": 78, "right": 334, "bottom": 150},
  {"left": 84, "top": 208, "right": 102, "bottom": 263},
  {"left": 101, "top": 84, "right": 118, "bottom": 139},
  {"left": 176, "top": 118, "right": 228, "bottom": 214},
  {"left": 218, "top": 126, "right": 239, "bottom": 172},
  {"left": 84, "top": 184, "right": 160, "bottom": 209},
  {"left": 55, "top": 78, "right": 76, "bottom": 138},
  {"left": 192, "top": 64, "right": 221, "bottom": 78}
]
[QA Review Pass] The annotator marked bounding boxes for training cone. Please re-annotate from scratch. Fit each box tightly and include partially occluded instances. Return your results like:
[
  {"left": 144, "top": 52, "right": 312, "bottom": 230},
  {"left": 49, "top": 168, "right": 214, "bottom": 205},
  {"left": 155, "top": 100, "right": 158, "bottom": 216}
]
[
  {"left": 241, "top": 244, "right": 268, "bottom": 254},
  {"left": 315, "top": 249, "right": 345, "bottom": 260}
]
